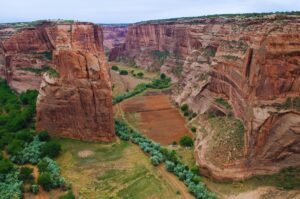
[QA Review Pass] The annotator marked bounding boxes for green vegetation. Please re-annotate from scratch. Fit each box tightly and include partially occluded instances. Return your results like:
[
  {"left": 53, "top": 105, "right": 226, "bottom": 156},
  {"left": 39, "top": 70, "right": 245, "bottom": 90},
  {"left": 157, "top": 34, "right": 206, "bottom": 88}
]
[
  {"left": 203, "top": 47, "right": 217, "bottom": 57},
  {"left": 137, "top": 72, "right": 144, "bottom": 78},
  {"left": 190, "top": 127, "right": 197, "bottom": 133},
  {"left": 37, "top": 157, "right": 65, "bottom": 191},
  {"left": 180, "top": 104, "right": 197, "bottom": 120},
  {"left": 59, "top": 191, "right": 75, "bottom": 199},
  {"left": 19, "top": 65, "right": 59, "bottom": 78},
  {"left": 113, "top": 75, "right": 171, "bottom": 104},
  {"left": 222, "top": 55, "right": 240, "bottom": 61},
  {"left": 152, "top": 50, "right": 170, "bottom": 66},
  {"left": 56, "top": 139, "right": 179, "bottom": 198},
  {"left": 119, "top": 70, "right": 129, "bottom": 75},
  {"left": 111, "top": 65, "right": 119, "bottom": 71},
  {"left": 138, "top": 11, "right": 300, "bottom": 24},
  {"left": 215, "top": 98, "right": 232, "bottom": 109},
  {"left": 179, "top": 136, "right": 194, "bottom": 147},
  {"left": 206, "top": 115, "right": 245, "bottom": 165},
  {"left": 275, "top": 97, "right": 300, "bottom": 110},
  {"left": 115, "top": 119, "right": 216, "bottom": 199},
  {"left": 32, "top": 51, "right": 52, "bottom": 60},
  {"left": 0, "top": 79, "right": 68, "bottom": 198}
]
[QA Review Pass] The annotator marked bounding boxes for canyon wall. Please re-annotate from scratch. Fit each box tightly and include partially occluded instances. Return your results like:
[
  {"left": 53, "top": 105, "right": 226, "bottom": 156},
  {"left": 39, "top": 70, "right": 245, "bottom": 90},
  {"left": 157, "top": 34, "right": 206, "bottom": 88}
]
[
  {"left": 1, "top": 22, "right": 115, "bottom": 142},
  {"left": 102, "top": 25, "right": 128, "bottom": 50},
  {"left": 111, "top": 15, "right": 300, "bottom": 180}
]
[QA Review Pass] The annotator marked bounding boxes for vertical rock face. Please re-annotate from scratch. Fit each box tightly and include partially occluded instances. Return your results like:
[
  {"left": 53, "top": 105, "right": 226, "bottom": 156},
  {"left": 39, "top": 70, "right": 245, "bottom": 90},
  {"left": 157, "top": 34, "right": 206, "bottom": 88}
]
[
  {"left": 102, "top": 25, "right": 128, "bottom": 50},
  {"left": 2, "top": 23, "right": 54, "bottom": 92},
  {"left": 36, "top": 23, "right": 115, "bottom": 142},
  {"left": 111, "top": 15, "right": 300, "bottom": 180},
  {"left": 1, "top": 21, "right": 115, "bottom": 142},
  {"left": 0, "top": 41, "right": 5, "bottom": 78}
]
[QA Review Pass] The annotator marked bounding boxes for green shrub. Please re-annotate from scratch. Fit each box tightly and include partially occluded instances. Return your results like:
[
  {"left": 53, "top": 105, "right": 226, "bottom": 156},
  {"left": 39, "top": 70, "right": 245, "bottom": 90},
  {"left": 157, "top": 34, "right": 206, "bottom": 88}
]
[
  {"left": 19, "top": 167, "right": 34, "bottom": 182},
  {"left": 10, "top": 136, "right": 45, "bottom": 164},
  {"left": 137, "top": 72, "right": 144, "bottom": 78},
  {"left": 191, "top": 127, "right": 197, "bottom": 133},
  {"left": 160, "top": 73, "right": 166, "bottom": 79},
  {"left": 38, "top": 131, "right": 50, "bottom": 142},
  {"left": 6, "top": 139, "right": 25, "bottom": 156},
  {"left": 181, "top": 104, "right": 189, "bottom": 112},
  {"left": 41, "top": 141, "right": 61, "bottom": 158},
  {"left": 59, "top": 191, "right": 76, "bottom": 199},
  {"left": 215, "top": 98, "right": 232, "bottom": 109},
  {"left": 111, "top": 65, "right": 119, "bottom": 71},
  {"left": 0, "top": 170, "right": 23, "bottom": 199},
  {"left": 0, "top": 159, "right": 14, "bottom": 175},
  {"left": 119, "top": 70, "right": 128, "bottom": 75},
  {"left": 38, "top": 172, "right": 52, "bottom": 191},
  {"left": 15, "top": 130, "right": 34, "bottom": 143},
  {"left": 179, "top": 136, "right": 194, "bottom": 147},
  {"left": 31, "top": 184, "right": 39, "bottom": 194}
]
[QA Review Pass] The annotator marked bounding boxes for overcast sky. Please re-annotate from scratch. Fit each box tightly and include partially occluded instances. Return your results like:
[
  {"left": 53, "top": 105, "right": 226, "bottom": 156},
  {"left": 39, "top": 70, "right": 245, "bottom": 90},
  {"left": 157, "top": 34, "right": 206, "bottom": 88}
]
[{"left": 1, "top": 0, "right": 299, "bottom": 23}]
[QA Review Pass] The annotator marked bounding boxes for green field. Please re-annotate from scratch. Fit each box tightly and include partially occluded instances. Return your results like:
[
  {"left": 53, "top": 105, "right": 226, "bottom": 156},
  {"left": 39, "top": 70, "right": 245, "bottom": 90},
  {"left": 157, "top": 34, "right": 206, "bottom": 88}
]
[{"left": 55, "top": 138, "right": 183, "bottom": 199}]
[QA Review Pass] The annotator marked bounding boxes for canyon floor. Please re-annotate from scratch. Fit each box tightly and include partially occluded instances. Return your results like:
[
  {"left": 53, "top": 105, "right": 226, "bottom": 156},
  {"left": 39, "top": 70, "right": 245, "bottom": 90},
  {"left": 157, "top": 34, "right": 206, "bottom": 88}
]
[{"left": 20, "top": 61, "right": 300, "bottom": 199}]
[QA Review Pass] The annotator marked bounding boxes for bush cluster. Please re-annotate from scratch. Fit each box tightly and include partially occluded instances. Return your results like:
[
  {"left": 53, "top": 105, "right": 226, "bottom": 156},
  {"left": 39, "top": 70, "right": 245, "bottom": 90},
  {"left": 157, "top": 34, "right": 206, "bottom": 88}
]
[
  {"left": 0, "top": 79, "right": 66, "bottom": 197},
  {"left": 37, "top": 157, "right": 65, "bottom": 191},
  {"left": 179, "top": 136, "right": 194, "bottom": 147},
  {"left": 114, "top": 119, "right": 216, "bottom": 199},
  {"left": 180, "top": 104, "right": 197, "bottom": 120}
]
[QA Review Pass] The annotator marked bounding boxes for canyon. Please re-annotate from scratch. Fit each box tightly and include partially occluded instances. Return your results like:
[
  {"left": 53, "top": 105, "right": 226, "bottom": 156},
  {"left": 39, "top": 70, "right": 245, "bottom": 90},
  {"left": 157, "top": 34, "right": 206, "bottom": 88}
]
[
  {"left": 0, "top": 14, "right": 299, "bottom": 182},
  {"left": 0, "top": 21, "right": 115, "bottom": 142},
  {"left": 110, "top": 14, "right": 300, "bottom": 180}
]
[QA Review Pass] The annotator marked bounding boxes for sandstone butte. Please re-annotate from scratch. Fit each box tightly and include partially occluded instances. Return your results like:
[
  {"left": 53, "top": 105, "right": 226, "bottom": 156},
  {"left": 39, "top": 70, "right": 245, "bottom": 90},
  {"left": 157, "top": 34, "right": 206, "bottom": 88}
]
[
  {"left": 0, "top": 21, "right": 115, "bottom": 142},
  {"left": 110, "top": 14, "right": 300, "bottom": 180}
]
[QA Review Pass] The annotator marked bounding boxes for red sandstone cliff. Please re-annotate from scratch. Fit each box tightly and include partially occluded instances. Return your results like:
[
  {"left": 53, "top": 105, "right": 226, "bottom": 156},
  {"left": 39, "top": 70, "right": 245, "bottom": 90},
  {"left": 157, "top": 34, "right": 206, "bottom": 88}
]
[
  {"left": 102, "top": 25, "right": 128, "bottom": 50},
  {"left": 111, "top": 14, "right": 300, "bottom": 180},
  {"left": 1, "top": 22, "right": 115, "bottom": 142}
]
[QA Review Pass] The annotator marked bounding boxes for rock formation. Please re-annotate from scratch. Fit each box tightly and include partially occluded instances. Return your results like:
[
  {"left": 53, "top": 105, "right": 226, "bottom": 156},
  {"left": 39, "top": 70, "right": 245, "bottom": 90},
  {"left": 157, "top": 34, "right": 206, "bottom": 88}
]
[
  {"left": 1, "top": 21, "right": 115, "bottom": 142},
  {"left": 102, "top": 25, "right": 128, "bottom": 50},
  {"left": 110, "top": 14, "right": 300, "bottom": 180}
]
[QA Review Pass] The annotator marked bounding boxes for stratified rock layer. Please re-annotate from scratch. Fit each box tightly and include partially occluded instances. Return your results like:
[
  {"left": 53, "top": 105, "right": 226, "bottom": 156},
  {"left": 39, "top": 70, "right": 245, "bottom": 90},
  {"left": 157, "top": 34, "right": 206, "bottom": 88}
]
[
  {"left": 111, "top": 15, "right": 300, "bottom": 180},
  {"left": 36, "top": 23, "right": 115, "bottom": 142},
  {"left": 1, "top": 22, "right": 115, "bottom": 142},
  {"left": 102, "top": 25, "right": 128, "bottom": 50}
]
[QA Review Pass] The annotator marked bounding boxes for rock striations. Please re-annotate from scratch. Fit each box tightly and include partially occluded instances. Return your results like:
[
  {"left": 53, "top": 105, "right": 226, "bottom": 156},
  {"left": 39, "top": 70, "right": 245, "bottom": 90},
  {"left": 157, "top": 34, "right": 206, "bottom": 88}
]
[
  {"left": 1, "top": 22, "right": 115, "bottom": 142},
  {"left": 110, "top": 14, "right": 300, "bottom": 180}
]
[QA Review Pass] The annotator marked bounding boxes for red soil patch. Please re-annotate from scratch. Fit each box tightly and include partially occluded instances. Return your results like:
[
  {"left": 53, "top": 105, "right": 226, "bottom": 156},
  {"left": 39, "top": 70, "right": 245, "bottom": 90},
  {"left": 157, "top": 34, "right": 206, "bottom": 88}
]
[{"left": 121, "top": 94, "right": 192, "bottom": 145}]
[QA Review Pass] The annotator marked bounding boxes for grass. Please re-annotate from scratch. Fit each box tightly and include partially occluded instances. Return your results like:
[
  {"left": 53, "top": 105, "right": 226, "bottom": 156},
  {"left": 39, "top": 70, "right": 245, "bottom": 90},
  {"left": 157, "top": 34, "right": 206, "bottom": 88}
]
[
  {"left": 55, "top": 138, "right": 181, "bottom": 199},
  {"left": 206, "top": 116, "right": 245, "bottom": 166}
]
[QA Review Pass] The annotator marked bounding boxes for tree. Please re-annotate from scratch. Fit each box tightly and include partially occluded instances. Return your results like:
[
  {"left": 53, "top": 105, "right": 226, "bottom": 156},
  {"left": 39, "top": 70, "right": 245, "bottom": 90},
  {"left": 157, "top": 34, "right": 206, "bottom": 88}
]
[
  {"left": 111, "top": 65, "right": 119, "bottom": 71},
  {"left": 0, "top": 159, "right": 13, "bottom": 175},
  {"left": 181, "top": 104, "right": 189, "bottom": 112},
  {"left": 38, "top": 172, "right": 52, "bottom": 191},
  {"left": 137, "top": 72, "right": 144, "bottom": 78},
  {"left": 160, "top": 73, "right": 166, "bottom": 79},
  {"left": 119, "top": 70, "right": 128, "bottom": 75},
  {"left": 190, "top": 127, "right": 197, "bottom": 133},
  {"left": 19, "top": 167, "right": 34, "bottom": 182},
  {"left": 179, "top": 136, "right": 194, "bottom": 147},
  {"left": 41, "top": 141, "right": 61, "bottom": 158},
  {"left": 38, "top": 131, "right": 50, "bottom": 142},
  {"left": 6, "top": 139, "right": 24, "bottom": 156}
]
